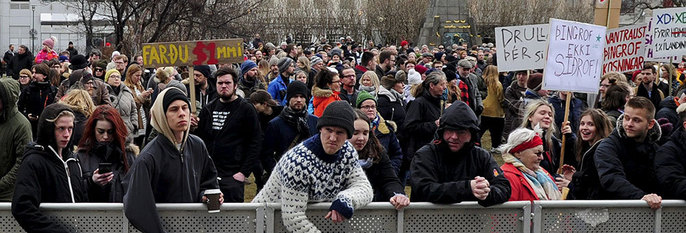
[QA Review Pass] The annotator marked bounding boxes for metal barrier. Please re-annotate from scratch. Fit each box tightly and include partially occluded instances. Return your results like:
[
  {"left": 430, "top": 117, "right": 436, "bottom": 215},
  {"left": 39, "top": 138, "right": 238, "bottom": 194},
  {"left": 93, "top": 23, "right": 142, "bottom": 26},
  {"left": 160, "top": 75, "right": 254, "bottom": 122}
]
[{"left": 1, "top": 200, "right": 685, "bottom": 232}]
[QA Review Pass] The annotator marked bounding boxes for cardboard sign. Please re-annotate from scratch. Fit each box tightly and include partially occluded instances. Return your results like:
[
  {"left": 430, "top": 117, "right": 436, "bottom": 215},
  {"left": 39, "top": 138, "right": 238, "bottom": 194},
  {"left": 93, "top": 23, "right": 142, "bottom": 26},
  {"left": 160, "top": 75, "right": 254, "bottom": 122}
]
[
  {"left": 142, "top": 39, "right": 243, "bottom": 68},
  {"left": 543, "top": 18, "right": 606, "bottom": 94},
  {"left": 647, "top": 7, "right": 686, "bottom": 58},
  {"left": 495, "top": 24, "right": 549, "bottom": 72},
  {"left": 645, "top": 16, "right": 681, "bottom": 63},
  {"left": 603, "top": 23, "right": 647, "bottom": 74}
]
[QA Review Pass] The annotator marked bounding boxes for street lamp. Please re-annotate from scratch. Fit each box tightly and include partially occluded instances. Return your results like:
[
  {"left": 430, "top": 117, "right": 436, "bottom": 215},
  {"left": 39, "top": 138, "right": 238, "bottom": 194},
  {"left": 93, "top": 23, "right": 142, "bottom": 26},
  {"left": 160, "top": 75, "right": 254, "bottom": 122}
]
[{"left": 31, "top": 4, "right": 36, "bottom": 53}]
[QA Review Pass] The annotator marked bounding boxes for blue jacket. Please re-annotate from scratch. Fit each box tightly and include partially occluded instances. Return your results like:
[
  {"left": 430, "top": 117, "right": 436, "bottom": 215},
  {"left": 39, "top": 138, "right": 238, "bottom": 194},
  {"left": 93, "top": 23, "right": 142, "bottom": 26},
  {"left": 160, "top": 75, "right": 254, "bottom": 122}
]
[
  {"left": 374, "top": 118, "right": 403, "bottom": 176},
  {"left": 549, "top": 95, "right": 585, "bottom": 136},
  {"left": 261, "top": 114, "right": 319, "bottom": 172},
  {"left": 267, "top": 74, "right": 288, "bottom": 106}
]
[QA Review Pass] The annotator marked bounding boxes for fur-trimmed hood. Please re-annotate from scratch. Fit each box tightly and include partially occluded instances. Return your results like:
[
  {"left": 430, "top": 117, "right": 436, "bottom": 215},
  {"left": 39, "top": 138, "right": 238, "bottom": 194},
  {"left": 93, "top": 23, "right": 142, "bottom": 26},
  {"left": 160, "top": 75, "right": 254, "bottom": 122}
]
[{"left": 312, "top": 86, "right": 333, "bottom": 98}]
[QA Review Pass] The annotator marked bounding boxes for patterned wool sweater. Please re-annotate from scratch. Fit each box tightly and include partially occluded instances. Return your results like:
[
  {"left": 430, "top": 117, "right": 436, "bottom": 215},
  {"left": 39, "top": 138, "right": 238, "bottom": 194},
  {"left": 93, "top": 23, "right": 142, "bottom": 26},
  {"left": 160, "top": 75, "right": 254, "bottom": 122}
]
[{"left": 252, "top": 134, "right": 373, "bottom": 233}]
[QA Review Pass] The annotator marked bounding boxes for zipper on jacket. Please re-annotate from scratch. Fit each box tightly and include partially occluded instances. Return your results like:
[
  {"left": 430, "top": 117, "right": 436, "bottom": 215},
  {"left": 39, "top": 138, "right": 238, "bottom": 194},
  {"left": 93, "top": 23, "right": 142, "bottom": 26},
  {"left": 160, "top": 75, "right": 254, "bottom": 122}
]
[{"left": 49, "top": 146, "right": 77, "bottom": 203}]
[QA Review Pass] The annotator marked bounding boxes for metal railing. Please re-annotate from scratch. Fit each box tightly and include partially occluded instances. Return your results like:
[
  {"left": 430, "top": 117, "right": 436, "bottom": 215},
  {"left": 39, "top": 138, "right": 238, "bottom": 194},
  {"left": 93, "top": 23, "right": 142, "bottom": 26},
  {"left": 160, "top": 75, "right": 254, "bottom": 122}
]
[{"left": 1, "top": 200, "right": 684, "bottom": 232}]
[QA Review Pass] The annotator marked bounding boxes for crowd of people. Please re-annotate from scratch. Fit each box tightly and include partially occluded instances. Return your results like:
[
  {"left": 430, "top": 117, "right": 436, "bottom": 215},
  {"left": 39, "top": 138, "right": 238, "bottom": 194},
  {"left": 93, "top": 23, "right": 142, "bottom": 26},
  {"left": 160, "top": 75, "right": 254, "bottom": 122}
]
[{"left": 1, "top": 34, "right": 686, "bottom": 232}]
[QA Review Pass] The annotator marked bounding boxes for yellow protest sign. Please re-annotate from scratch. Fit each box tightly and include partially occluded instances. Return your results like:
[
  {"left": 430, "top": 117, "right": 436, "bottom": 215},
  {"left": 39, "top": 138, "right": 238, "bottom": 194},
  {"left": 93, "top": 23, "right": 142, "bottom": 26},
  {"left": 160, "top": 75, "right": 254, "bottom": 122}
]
[{"left": 141, "top": 39, "right": 244, "bottom": 68}]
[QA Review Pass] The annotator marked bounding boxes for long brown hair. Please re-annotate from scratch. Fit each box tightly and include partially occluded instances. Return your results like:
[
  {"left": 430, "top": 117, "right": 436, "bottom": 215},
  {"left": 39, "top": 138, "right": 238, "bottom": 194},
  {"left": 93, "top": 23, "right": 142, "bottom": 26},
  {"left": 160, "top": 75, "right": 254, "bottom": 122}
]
[
  {"left": 574, "top": 109, "right": 612, "bottom": 162},
  {"left": 353, "top": 109, "right": 385, "bottom": 163},
  {"left": 78, "top": 105, "right": 130, "bottom": 172},
  {"left": 483, "top": 65, "right": 503, "bottom": 102}
]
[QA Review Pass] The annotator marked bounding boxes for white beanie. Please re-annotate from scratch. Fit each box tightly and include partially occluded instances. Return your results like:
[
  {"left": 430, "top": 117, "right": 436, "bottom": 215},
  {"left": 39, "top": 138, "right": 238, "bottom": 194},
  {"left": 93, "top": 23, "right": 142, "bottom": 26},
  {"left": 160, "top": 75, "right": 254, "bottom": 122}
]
[{"left": 407, "top": 69, "right": 422, "bottom": 85}]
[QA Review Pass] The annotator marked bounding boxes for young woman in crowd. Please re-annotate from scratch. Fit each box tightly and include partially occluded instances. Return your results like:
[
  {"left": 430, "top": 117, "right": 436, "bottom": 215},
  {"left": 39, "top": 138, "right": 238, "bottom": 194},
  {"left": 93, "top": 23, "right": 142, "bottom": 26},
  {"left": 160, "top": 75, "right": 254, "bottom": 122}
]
[
  {"left": 358, "top": 71, "right": 380, "bottom": 97},
  {"left": 601, "top": 81, "right": 633, "bottom": 128},
  {"left": 480, "top": 65, "right": 505, "bottom": 150},
  {"left": 350, "top": 109, "right": 409, "bottom": 209},
  {"left": 312, "top": 67, "right": 342, "bottom": 117},
  {"left": 569, "top": 109, "right": 613, "bottom": 200},
  {"left": 520, "top": 100, "right": 575, "bottom": 188},
  {"left": 76, "top": 105, "right": 137, "bottom": 202},
  {"left": 500, "top": 128, "right": 562, "bottom": 201},
  {"left": 60, "top": 89, "right": 96, "bottom": 146},
  {"left": 356, "top": 91, "right": 404, "bottom": 175},
  {"left": 124, "top": 64, "right": 153, "bottom": 146},
  {"left": 106, "top": 69, "right": 138, "bottom": 141}
]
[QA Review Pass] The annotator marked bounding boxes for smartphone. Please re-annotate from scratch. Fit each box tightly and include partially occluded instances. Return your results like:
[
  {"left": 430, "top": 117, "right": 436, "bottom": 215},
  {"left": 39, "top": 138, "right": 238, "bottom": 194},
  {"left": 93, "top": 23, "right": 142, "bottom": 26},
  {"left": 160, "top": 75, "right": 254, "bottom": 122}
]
[{"left": 98, "top": 163, "right": 112, "bottom": 174}]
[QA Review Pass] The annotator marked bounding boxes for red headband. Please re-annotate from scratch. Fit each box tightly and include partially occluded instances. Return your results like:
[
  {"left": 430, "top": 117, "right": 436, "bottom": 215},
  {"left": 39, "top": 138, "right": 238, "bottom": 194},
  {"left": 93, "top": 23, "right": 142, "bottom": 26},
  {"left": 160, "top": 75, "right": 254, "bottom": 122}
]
[{"left": 509, "top": 134, "right": 543, "bottom": 154}]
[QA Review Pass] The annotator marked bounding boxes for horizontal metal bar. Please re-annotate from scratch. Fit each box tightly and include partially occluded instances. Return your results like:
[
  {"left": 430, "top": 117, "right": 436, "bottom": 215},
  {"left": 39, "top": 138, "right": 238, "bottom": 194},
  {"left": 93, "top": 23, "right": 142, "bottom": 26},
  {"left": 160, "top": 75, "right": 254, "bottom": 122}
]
[
  {"left": 533, "top": 200, "right": 651, "bottom": 208},
  {"left": 265, "top": 201, "right": 530, "bottom": 210}
]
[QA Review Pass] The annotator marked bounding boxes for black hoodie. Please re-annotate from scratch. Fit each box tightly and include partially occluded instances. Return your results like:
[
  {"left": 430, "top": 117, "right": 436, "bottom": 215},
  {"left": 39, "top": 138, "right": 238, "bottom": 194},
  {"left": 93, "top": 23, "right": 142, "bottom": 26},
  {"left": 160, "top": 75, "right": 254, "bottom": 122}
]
[
  {"left": 410, "top": 102, "right": 511, "bottom": 206},
  {"left": 12, "top": 104, "right": 88, "bottom": 233}
]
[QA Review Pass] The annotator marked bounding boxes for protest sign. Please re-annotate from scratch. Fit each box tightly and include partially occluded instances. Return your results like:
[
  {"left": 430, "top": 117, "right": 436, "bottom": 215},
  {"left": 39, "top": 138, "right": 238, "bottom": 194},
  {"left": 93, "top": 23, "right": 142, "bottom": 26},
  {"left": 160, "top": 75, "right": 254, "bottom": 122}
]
[
  {"left": 543, "top": 18, "right": 606, "bottom": 94},
  {"left": 646, "top": 7, "right": 686, "bottom": 58},
  {"left": 603, "top": 23, "right": 647, "bottom": 74},
  {"left": 142, "top": 39, "right": 243, "bottom": 68},
  {"left": 495, "top": 24, "right": 549, "bottom": 72},
  {"left": 645, "top": 16, "right": 681, "bottom": 63}
]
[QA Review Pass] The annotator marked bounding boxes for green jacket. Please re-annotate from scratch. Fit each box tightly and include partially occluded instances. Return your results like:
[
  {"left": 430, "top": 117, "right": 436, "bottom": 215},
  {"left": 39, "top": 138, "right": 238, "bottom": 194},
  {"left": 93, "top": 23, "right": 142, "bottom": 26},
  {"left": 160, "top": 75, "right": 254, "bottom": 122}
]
[{"left": 0, "top": 77, "right": 32, "bottom": 201}]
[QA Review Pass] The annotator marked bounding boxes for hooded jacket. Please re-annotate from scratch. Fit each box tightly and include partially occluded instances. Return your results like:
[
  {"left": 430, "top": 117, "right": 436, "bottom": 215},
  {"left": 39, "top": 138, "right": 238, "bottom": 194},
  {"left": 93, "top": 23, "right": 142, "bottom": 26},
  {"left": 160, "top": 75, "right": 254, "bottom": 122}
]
[
  {"left": 12, "top": 104, "right": 88, "bottom": 233},
  {"left": 107, "top": 84, "right": 138, "bottom": 141},
  {"left": 0, "top": 78, "right": 32, "bottom": 201},
  {"left": 410, "top": 102, "right": 511, "bottom": 206},
  {"left": 655, "top": 126, "right": 686, "bottom": 199},
  {"left": 124, "top": 88, "right": 219, "bottom": 233},
  {"left": 312, "top": 86, "right": 342, "bottom": 117},
  {"left": 377, "top": 85, "right": 406, "bottom": 134},
  {"left": 594, "top": 114, "right": 662, "bottom": 199}
]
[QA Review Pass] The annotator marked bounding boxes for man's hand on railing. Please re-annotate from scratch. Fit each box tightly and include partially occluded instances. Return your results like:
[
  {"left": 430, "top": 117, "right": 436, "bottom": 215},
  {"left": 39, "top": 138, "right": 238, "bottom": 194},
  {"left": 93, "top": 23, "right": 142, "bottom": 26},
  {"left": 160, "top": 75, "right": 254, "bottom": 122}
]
[
  {"left": 92, "top": 168, "right": 113, "bottom": 187},
  {"left": 641, "top": 194, "right": 662, "bottom": 210},
  {"left": 390, "top": 194, "right": 410, "bottom": 210},
  {"left": 325, "top": 210, "right": 346, "bottom": 223},
  {"left": 471, "top": 176, "right": 491, "bottom": 200}
]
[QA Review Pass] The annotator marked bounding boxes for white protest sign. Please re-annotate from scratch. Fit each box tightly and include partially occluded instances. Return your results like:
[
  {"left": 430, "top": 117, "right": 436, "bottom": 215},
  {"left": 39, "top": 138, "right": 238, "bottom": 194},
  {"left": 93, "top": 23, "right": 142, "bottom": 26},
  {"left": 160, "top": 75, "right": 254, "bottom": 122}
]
[
  {"left": 647, "top": 7, "right": 686, "bottom": 58},
  {"left": 543, "top": 18, "right": 606, "bottom": 94},
  {"left": 645, "top": 15, "right": 681, "bottom": 62},
  {"left": 603, "top": 23, "right": 647, "bottom": 74},
  {"left": 495, "top": 24, "right": 549, "bottom": 72}
]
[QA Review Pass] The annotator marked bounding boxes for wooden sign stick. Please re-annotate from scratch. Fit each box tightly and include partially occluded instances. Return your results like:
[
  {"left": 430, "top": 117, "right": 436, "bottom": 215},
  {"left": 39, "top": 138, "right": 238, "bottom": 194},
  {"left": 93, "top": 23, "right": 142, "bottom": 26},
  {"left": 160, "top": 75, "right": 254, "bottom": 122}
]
[
  {"left": 557, "top": 91, "right": 572, "bottom": 175},
  {"left": 188, "top": 66, "right": 196, "bottom": 114}
]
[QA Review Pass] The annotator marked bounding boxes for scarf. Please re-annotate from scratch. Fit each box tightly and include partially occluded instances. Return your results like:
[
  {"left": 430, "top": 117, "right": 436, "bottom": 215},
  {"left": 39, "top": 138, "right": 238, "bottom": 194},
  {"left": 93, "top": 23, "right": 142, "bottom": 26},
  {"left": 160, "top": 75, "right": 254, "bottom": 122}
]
[
  {"left": 503, "top": 153, "right": 562, "bottom": 200},
  {"left": 111, "top": 85, "right": 121, "bottom": 96},
  {"left": 279, "top": 106, "right": 311, "bottom": 148}
]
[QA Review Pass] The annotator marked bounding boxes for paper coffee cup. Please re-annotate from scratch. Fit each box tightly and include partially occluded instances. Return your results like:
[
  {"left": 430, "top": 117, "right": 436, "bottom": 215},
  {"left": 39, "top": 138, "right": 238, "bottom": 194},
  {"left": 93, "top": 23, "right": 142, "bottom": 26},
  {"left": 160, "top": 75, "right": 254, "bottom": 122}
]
[{"left": 204, "top": 189, "right": 221, "bottom": 213}]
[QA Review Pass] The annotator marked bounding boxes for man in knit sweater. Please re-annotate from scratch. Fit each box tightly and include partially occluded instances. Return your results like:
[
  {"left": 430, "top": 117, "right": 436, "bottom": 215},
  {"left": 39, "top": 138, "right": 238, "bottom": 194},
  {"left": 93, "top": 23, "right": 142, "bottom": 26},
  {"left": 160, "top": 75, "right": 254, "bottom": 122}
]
[{"left": 253, "top": 101, "right": 373, "bottom": 233}]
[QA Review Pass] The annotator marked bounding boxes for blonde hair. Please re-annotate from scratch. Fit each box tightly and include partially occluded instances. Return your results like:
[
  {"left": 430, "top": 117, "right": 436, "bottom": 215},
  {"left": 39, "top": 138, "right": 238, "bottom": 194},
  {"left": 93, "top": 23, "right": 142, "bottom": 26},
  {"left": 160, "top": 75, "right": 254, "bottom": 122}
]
[
  {"left": 297, "top": 56, "right": 311, "bottom": 72},
  {"left": 359, "top": 71, "right": 380, "bottom": 88},
  {"left": 61, "top": 89, "right": 96, "bottom": 117},
  {"left": 483, "top": 65, "right": 503, "bottom": 103},
  {"left": 520, "top": 100, "right": 556, "bottom": 150}
]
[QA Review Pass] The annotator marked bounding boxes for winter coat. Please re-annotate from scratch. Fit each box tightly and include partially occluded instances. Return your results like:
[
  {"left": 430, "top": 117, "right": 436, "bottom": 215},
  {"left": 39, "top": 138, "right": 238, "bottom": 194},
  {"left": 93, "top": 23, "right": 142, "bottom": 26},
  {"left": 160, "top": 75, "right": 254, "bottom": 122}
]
[
  {"left": 34, "top": 50, "right": 58, "bottom": 64},
  {"left": 410, "top": 101, "right": 511, "bottom": 206},
  {"left": 377, "top": 86, "right": 406, "bottom": 134},
  {"left": 252, "top": 134, "right": 372, "bottom": 233},
  {"left": 635, "top": 83, "right": 664, "bottom": 109},
  {"left": 267, "top": 74, "right": 289, "bottom": 106},
  {"left": 237, "top": 77, "right": 265, "bottom": 99},
  {"left": 12, "top": 143, "right": 88, "bottom": 233},
  {"left": 124, "top": 134, "right": 219, "bottom": 233},
  {"left": 338, "top": 87, "right": 358, "bottom": 106},
  {"left": 570, "top": 140, "right": 603, "bottom": 200},
  {"left": 17, "top": 81, "right": 57, "bottom": 136},
  {"left": 501, "top": 163, "right": 555, "bottom": 201},
  {"left": 363, "top": 151, "right": 405, "bottom": 202},
  {"left": 503, "top": 81, "right": 527, "bottom": 137},
  {"left": 185, "top": 82, "right": 217, "bottom": 113},
  {"left": 374, "top": 116, "right": 403, "bottom": 175},
  {"left": 549, "top": 95, "right": 585, "bottom": 137},
  {"left": 312, "top": 86, "right": 342, "bottom": 117},
  {"left": 482, "top": 80, "right": 504, "bottom": 118},
  {"left": 0, "top": 78, "right": 32, "bottom": 201},
  {"left": 56, "top": 78, "right": 111, "bottom": 106},
  {"left": 656, "top": 96, "right": 680, "bottom": 126},
  {"left": 594, "top": 114, "right": 662, "bottom": 199},
  {"left": 260, "top": 113, "right": 319, "bottom": 173},
  {"left": 457, "top": 73, "right": 484, "bottom": 116},
  {"left": 75, "top": 144, "right": 136, "bottom": 202},
  {"left": 655, "top": 127, "right": 686, "bottom": 199},
  {"left": 196, "top": 96, "right": 262, "bottom": 178},
  {"left": 108, "top": 84, "right": 138, "bottom": 140},
  {"left": 403, "top": 91, "right": 441, "bottom": 163},
  {"left": 6, "top": 52, "right": 34, "bottom": 80}
]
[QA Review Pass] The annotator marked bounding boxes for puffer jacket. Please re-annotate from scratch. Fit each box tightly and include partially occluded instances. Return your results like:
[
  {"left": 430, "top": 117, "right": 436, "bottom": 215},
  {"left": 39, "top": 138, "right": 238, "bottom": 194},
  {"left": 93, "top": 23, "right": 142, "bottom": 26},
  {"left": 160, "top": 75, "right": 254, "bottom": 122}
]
[
  {"left": 312, "top": 86, "right": 342, "bottom": 117},
  {"left": 0, "top": 78, "right": 32, "bottom": 201},
  {"left": 655, "top": 127, "right": 686, "bottom": 199},
  {"left": 108, "top": 84, "right": 138, "bottom": 140},
  {"left": 594, "top": 114, "right": 662, "bottom": 199}
]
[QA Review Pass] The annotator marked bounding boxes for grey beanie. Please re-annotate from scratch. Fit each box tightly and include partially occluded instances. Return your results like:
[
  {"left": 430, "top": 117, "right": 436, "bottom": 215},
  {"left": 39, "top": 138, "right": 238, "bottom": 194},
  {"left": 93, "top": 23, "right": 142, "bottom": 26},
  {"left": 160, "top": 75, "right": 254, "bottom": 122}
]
[
  {"left": 317, "top": 101, "right": 355, "bottom": 139},
  {"left": 268, "top": 56, "right": 279, "bottom": 66},
  {"left": 310, "top": 56, "right": 323, "bottom": 66},
  {"left": 278, "top": 57, "right": 294, "bottom": 74}
]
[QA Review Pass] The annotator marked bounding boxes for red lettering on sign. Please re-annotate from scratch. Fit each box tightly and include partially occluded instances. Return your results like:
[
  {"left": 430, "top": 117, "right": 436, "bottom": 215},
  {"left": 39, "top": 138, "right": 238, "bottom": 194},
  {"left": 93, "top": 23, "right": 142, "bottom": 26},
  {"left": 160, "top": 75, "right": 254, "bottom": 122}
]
[{"left": 192, "top": 42, "right": 219, "bottom": 65}]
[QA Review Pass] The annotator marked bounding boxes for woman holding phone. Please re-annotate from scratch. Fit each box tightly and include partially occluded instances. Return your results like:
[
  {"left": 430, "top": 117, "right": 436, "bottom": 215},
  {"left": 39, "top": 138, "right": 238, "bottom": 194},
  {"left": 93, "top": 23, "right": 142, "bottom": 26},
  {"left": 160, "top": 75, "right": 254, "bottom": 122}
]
[{"left": 75, "top": 105, "right": 137, "bottom": 202}]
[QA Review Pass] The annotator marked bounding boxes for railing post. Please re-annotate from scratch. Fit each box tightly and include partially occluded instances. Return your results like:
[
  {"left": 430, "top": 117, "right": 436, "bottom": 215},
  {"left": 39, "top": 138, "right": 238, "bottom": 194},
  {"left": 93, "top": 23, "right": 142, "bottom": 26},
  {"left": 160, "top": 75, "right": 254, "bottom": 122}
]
[
  {"left": 121, "top": 207, "right": 129, "bottom": 233},
  {"left": 532, "top": 202, "right": 541, "bottom": 233},
  {"left": 256, "top": 205, "right": 265, "bottom": 233},
  {"left": 266, "top": 204, "right": 275, "bottom": 233},
  {"left": 523, "top": 202, "right": 532, "bottom": 233},
  {"left": 655, "top": 207, "right": 662, "bottom": 233},
  {"left": 397, "top": 208, "right": 404, "bottom": 233}
]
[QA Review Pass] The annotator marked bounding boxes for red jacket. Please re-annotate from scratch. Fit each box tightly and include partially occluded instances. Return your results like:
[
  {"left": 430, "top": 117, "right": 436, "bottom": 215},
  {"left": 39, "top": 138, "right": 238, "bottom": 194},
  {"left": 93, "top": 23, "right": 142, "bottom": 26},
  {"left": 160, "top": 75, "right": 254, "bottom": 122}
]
[{"left": 501, "top": 163, "right": 555, "bottom": 201}]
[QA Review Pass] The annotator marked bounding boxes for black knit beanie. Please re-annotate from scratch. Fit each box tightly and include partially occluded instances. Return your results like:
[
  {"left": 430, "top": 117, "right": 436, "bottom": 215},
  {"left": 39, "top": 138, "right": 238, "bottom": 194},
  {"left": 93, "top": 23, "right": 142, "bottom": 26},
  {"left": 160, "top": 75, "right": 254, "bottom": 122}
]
[
  {"left": 317, "top": 101, "right": 355, "bottom": 138},
  {"left": 162, "top": 88, "right": 190, "bottom": 113},
  {"left": 194, "top": 65, "right": 212, "bottom": 79},
  {"left": 287, "top": 81, "right": 309, "bottom": 102}
]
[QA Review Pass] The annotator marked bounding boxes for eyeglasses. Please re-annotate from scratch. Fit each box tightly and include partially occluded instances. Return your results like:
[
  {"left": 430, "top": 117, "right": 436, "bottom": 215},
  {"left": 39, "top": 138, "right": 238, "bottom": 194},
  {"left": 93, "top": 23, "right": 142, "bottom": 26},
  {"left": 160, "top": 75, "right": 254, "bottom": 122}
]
[
  {"left": 85, "top": 81, "right": 94, "bottom": 85},
  {"left": 534, "top": 151, "right": 544, "bottom": 157},
  {"left": 343, "top": 74, "right": 356, "bottom": 79},
  {"left": 95, "top": 68, "right": 104, "bottom": 72},
  {"left": 360, "top": 105, "right": 376, "bottom": 110},
  {"left": 331, "top": 79, "right": 341, "bottom": 84},
  {"left": 109, "top": 75, "right": 121, "bottom": 79},
  {"left": 19, "top": 75, "right": 30, "bottom": 79}
]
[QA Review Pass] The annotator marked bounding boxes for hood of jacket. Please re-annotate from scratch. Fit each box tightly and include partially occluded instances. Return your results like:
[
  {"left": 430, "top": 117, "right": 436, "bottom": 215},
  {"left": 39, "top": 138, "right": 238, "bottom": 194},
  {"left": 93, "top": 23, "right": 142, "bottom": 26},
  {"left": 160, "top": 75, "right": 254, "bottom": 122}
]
[
  {"left": 150, "top": 87, "right": 190, "bottom": 151},
  {"left": 36, "top": 103, "right": 75, "bottom": 149},
  {"left": 378, "top": 85, "right": 403, "bottom": 103},
  {"left": 435, "top": 101, "right": 479, "bottom": 141},
  {"left": 659, "top": 96, "right": 678, "bottom": 110},
  {"left": 615, "top": 113, "right": 662, "bottom": 143},
  {"left": 0, "top": 78, "right": 21, "bottom": 122},
  {"left": 312, "top": 86, "right": 333, "bottom": 98}
]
